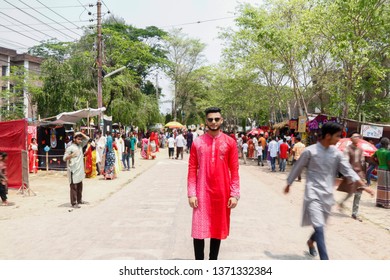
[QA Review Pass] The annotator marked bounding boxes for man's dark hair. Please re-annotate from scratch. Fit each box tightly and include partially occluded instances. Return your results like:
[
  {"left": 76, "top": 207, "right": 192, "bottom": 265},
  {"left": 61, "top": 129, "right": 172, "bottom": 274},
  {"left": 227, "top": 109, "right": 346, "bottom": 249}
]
[
  {"left": 295, "top": 136, "right": 301, "bottom": 141},
  {"left": 380, "top": 137, "right": 389, "bottom": 148},
  {"left": 349, "top": 131, "right": 360, "bottom": 137},
  {"left": 74, "top": 133, "right": 83, "bottom": 139},
  {"left": 321, "top": 122, "right": 343, "bottom": 138},
  {"left": 204, "top": 107, "right": 221, "bottom": 116}
]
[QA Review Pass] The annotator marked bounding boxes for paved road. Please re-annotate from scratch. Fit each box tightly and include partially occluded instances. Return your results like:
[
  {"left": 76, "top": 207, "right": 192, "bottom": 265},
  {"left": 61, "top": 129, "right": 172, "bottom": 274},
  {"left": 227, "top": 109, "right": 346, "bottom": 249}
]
[{"left": 1, "top": 153, "right": 389, "bottom": 260}]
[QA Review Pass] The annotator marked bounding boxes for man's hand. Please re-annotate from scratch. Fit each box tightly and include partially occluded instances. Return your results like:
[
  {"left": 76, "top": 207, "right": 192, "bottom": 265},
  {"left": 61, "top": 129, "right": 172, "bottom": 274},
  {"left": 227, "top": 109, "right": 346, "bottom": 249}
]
[
  {"left": 188, "top": 197, "right": 198, "bottom": 208},
  {"left": 284, "top": 185, "right": 290, "bottom": 194},
  {"left": 228, "top": 197, "right": 238, "bottom": 209}
]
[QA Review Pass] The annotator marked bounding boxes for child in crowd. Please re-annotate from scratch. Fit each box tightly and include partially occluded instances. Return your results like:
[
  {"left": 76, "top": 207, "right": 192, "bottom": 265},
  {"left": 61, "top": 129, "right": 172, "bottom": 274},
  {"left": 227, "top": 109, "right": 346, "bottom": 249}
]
[
  {"left": 0, "top": 152, "right": 9, "bottom": 206},
  {"left": 257, "top": 144, "right": 264, "bottom": 166}
]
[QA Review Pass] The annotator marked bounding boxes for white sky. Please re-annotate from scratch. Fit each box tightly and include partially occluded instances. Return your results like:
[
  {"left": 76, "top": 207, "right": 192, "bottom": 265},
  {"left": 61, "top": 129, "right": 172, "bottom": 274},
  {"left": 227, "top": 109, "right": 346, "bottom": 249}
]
[{"left": 0, "top": 0, "right": 262, "bottom": 113}]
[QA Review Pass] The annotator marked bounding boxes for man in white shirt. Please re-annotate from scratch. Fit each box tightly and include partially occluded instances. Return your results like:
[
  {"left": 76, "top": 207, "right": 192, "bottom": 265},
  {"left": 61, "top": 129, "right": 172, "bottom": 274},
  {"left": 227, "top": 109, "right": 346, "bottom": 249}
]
[
  {"left": 63, "top": 132, "right": 89, "bottom": 208},
  {"left": 167, "top": 134, "right": 175, "bottom": 159},
  {"left": 242, "top": 140, "right": 248, "bottom": 164},
  {"left": 175, "top": 131, "right": 186, "bottom": 160},
  {"left": 268, "top": 136, "right": 279, "bottom": 172}
]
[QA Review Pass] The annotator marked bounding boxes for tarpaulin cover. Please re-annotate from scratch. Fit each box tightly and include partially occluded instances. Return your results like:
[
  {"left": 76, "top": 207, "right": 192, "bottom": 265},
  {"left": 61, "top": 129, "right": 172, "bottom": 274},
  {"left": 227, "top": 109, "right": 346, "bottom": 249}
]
[
  {"left": 56, "top": 107, "right": 106, "bottom": 123},
  {"left": 0, "top": 119, "right": 27, "bottom": 188}
]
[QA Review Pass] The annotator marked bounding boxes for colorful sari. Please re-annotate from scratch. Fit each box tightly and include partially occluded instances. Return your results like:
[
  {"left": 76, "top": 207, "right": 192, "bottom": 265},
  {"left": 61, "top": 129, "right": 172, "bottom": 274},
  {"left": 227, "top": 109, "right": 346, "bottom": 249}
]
[
  {"left": 141, "top": 138, "right": 149, "bottom": 159},
  {"left": 85, "top": 144, "right": 97, "bottom": 178},
  {"left": 104, "top": 136, "right": 116, "bottom": 179}
]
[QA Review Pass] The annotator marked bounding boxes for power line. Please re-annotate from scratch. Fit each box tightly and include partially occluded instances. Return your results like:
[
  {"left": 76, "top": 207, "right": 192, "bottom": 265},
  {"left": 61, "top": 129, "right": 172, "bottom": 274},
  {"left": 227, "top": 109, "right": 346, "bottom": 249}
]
[
  {"left": 0, "top": 26, "right": 82, "bottom": 33},
  {"left": 0, "top": 11, "right": 54, "bottom": 41},
  {"left": 0, "top": 38, "right": 30, "bottom": 49},
  {"left": 0, "top": 4, "right": 87, "bottom": 10},
  {"left": 0, "top": 19, "right": 90, "bottom": 28},
  {"left": 16, "top": 0, "right": 79, "bottom": 39},
  {"left": 0, "top": 22, "right": 41, "bottom": 43},
  {"left": 161, "top": 16, "right": 235, "bottom": 28},
  {"left": 35, "top": 0, "right": 84, "bottom": 33},
  {"left": 2, "top": 0, "right": 73, "bottom": 41}
]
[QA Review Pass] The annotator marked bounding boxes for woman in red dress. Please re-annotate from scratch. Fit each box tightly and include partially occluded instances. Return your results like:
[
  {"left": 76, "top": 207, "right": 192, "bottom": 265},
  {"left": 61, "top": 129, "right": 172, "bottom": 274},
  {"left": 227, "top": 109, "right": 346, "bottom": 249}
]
[{"left": 28, "top": 138, "right": 38, "bottom": 173}]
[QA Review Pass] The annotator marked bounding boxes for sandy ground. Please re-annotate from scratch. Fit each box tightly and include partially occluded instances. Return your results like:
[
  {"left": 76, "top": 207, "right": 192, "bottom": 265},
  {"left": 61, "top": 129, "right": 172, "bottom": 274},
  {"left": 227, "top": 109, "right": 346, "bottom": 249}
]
[
  {"left": 1, "top": 150, "right": 389, "bottom": 261},
  {"left": 0, "top": 151, "right": 158, "bottom": 220}
]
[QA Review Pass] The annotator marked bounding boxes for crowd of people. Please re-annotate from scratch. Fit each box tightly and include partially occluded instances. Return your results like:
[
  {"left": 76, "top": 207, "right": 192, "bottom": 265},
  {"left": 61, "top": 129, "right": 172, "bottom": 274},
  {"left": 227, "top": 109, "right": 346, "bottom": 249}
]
[{"left": 1, "top": 111, "right": 389, "bottom": 261}]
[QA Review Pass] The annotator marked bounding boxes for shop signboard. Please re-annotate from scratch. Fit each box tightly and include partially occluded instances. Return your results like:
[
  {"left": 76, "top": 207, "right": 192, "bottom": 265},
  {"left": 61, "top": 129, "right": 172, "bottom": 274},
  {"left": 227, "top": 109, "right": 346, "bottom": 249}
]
[{"left": 361, "top": 124, "right": 383, "bottom": 139}]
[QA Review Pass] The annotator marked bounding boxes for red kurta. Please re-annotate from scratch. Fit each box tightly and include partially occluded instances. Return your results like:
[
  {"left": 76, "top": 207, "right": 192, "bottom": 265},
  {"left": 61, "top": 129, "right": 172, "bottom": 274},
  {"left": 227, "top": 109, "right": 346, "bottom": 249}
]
[{"left": 187, "top": 132, "right": 240, "bottom": 239}]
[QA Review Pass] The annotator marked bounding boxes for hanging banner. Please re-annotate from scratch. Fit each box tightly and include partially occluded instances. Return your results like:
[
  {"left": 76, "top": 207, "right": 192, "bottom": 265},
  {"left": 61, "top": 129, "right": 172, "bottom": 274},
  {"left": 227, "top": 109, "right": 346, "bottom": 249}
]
[
  {"left": 361, "top": 124, "right": 383, "bottom": 139},
  {"left": 297, "top": 116, "right": 307, "bottom": 133}
]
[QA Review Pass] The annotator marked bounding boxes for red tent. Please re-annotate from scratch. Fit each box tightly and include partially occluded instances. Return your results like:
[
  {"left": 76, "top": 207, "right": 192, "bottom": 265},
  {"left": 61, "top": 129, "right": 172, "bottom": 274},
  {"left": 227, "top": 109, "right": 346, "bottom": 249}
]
[{"left": 0, "top": 119, "right": 27, "bottom": 188}]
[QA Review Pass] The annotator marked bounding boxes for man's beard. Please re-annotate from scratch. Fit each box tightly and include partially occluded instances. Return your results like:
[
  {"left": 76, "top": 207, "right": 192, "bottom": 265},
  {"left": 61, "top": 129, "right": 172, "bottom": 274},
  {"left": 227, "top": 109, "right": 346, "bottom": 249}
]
[{"left": 206, "top": 124, "right": 221, "bottom": 131}]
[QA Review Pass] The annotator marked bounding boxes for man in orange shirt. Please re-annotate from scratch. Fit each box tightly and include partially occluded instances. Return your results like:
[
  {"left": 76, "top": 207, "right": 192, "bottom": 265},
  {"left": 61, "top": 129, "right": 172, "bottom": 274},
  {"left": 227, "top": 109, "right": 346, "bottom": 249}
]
[
  {"left": 292, "top": 136, "right": 305, "bottom": 181},
  {"left": 259, "top": 133, "right": 267, "bottom": 165}
]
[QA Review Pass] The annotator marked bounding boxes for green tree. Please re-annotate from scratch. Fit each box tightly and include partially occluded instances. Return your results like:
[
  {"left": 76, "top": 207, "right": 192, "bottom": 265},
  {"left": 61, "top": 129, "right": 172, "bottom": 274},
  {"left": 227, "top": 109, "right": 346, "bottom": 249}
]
[{"left": 164, "top": 29, "right": 206, "bottom": 122}]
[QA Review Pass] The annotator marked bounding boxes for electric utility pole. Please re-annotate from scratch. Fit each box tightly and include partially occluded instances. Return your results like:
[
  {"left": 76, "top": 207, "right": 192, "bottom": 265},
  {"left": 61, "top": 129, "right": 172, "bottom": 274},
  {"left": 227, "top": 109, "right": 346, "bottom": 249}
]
[{"left": 97, "top": 0, "right": 103, "bottom": 126}]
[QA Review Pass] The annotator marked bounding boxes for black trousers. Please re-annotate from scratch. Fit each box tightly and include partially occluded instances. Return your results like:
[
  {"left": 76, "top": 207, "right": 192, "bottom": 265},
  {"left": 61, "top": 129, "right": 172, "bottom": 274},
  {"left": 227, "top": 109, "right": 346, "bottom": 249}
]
[
  {"left": 176, "top": 147, "right": 184, "bottom": 159},
  {"left": 70, "top": 181, "right": 83, "bottom": 206},
  {"left": 168, "top": 148, "right": 174, "bottom": 158},
  {"left": 0, "top": 183, "right": 7, "bottom": 202},
  {"left": 193, "top": 238, "right": 221, "bottom": 260}
]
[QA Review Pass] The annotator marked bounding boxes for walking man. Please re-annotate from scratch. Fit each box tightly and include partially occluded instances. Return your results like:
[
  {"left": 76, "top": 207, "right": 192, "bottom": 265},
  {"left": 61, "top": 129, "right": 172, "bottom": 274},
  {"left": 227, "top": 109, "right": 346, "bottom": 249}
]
[
  {"left": 268, "top": 136, "right": 278, "bottom": 172},
  {"left": 187, "top": 107, "right": 240, "bottom": 260},
  {"left": 338, "top": 132, "right": 375, "bottom": 221},
  {"left": 279, "top": 138, "right": 289, "bottom": 172},
  {"left": 291, "top": 136, "right": 305, "bottom": 181},
  {"left": 175, "top": 131, "right": 186, "bottom": 160},
  {"left": 63, "top": 132, "right": 89, "bottom": 208},
  {"left": 284, "top": 122, "right": 368, "bottom": 260},
  {"left": 130, "top": 132, "right": 137, "bottom": 168}
]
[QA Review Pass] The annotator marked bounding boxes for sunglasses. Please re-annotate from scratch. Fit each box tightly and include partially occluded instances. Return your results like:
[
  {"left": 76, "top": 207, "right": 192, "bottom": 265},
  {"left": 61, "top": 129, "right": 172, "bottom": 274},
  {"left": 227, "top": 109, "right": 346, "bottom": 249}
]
[{"left": 207, "top": 117, "right": 221, "bottom": 123}]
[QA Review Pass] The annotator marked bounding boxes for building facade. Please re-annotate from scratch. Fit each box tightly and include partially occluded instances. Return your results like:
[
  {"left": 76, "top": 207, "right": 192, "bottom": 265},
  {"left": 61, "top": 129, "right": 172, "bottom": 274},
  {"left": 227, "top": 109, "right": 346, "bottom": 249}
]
[{"left": 0, "top": 47, "right": 42, "bottom": 122}]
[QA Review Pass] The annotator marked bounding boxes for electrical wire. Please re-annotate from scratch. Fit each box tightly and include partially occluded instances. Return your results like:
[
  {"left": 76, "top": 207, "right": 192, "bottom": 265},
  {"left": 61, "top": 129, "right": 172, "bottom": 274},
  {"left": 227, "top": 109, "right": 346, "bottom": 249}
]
[
  {"left": 0, "top": 22, "right": 42, "bottom": 43},
  {"left": 16, "top": 0, "right": 79, "bottom": 39},
  {"left": 0, "top": 4, "right": 87, "bottom": 10},
  {"left": 2, "top": 0, "right": 73, "bottom": 41},
  {"left": 0, "top": 12, "right": 53, "bottom": 41},
  {"left": 160, "top": 16, "right": 235, "bottom": 28},
  {"left": 0, "top": 38, "right": 30, "bottom": 49},
  {"left": 0, "top": 19, "right": 90, "bottom": 28},
  {"left": 35, "top": 0, "right": 83, "bottom": 33}
]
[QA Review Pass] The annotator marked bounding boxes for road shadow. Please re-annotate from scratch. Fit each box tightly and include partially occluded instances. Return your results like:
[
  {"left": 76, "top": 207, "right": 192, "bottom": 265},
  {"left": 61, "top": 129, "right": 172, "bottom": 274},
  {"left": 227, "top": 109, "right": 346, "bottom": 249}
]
[
  {"left": 58, "top": 202, "right": 72, "bottom": 208},
  {"left": 331, "top": 211, "right": 350, "bottom": 219},
  {"left": 264, "top": 250, "right": 314, "bottom": 260},
  {"left": 1, "top": 201, "right": 16, "bottom": 207}
]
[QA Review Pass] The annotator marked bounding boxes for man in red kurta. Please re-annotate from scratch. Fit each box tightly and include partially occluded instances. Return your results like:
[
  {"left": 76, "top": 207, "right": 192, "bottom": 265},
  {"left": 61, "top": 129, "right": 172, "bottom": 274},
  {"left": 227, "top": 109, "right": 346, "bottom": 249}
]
[{"left": 187, "top": 107, "right": 240, "bottom": 260}]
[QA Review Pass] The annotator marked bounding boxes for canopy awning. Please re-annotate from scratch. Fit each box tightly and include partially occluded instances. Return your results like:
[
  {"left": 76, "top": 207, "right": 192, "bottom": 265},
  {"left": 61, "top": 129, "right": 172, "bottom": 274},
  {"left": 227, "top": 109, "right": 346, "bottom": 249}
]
[{"left": 56, "top": 107, "right": 106, "bottom": 123}]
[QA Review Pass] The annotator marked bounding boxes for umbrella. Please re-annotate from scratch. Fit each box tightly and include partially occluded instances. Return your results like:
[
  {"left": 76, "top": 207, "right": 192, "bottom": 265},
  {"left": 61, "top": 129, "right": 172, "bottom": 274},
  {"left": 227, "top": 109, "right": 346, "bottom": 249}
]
[
  {"left": 335, "top": 138, "right": 377, "bottom": 157},
  {"left": 164, "top": 121, "right": 184, "bottom": 129},
  {"left": 247, "top": 128, "right": 264, "bottom": 136}
]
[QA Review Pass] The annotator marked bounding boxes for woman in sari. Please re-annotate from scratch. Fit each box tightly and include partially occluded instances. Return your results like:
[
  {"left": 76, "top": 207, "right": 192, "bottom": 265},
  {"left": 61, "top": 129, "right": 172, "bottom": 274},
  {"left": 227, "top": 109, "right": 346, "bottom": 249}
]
[
  {"left": 84, "top": 140, "right": 97, "bottom": 178},
  {"left": 104, "top": 135, "right": 117, "bottom": 180},
  {"left": 28, "top": 138, "right": 38, "bottom": 173},
  {"left": 248, "top": 137, "right": 255, "bottom": 159},
  {"left": 141, "top": 134, "right": 149, "bottom": 159},
  {"left": 148, "top": 131, "right": 159, "bottom": 159}
]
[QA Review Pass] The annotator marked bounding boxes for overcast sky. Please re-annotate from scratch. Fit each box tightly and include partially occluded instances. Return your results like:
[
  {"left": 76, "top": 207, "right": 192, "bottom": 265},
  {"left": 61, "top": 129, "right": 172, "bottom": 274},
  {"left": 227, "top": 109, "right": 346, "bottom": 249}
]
[{"left": 0, "top": 0, "right": 262, "bottom": 112}]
